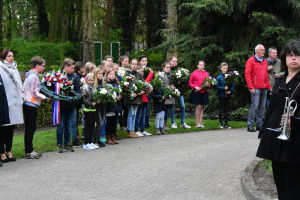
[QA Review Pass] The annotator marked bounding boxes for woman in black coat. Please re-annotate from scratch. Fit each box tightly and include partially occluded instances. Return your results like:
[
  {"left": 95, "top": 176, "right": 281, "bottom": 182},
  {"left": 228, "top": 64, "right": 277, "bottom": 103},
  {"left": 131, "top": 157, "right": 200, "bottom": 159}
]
[{"left": 256, "top": 40, "right": 300, "bottom": 200}]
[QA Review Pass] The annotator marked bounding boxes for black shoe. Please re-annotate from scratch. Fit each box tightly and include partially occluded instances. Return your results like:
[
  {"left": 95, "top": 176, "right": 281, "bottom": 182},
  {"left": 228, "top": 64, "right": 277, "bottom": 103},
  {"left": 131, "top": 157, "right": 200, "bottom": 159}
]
[
  {"left": 115, "top": 135, "right": 122, "bottom": 140},
  {"left": 247, "top": 125, "right": 256, "bottom": 132},
  {"left": 72, "top": 140, "right": 81, "bottom": 147},
  {"left": 6, "top": 155, "right": 16, "bottom": 162},
  {"left": 97, "top": 142, "right": 106, "bottom": 148},
  {"left": 256, "top": 126, "right": 261, "bottom": 131},
  {"left": 0, "top": 157, "right": 9, "bottom": 163}
]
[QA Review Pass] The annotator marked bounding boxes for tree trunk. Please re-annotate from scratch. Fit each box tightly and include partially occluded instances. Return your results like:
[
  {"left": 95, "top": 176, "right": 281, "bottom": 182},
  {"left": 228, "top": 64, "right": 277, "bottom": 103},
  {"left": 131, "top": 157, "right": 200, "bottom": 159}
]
[
  {"left": 34, "top": 0, "right": 49, "bottom": 37},
  {"left": 76, "top": 0, "right": 83, "bottom": 43},
  {"left": 166, "top": 0, "right": 178, "bottom": 60},
  {"left": 61, "top": 0, "right": 71, "bottom": 43},
  {"left": 0, "top": 0, "right": 3, "bottom": 48},
  {"left": 48, "top": 0, "right": 61, "bottom": 42},
  {"left": 82, "top": 0, "right": 95, "bottom": 63},
  {"left": 102, "top": 0, "right": 114, "bottom": 56},
  {"left": 6, "top": 1, "right": 12, "bottom": 42}
]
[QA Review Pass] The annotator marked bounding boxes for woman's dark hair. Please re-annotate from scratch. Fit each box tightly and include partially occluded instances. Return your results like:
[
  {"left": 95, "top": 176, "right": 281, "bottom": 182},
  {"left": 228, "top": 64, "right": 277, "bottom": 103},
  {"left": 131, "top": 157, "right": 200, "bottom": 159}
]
[
  {"left": 162, "top": 62, "right": 170, "bottom": 70},
  {"left": 74, "top": 61, "right": 84, "bottom": 74},
  {"left": 139, "top": 55, "right": 147, "bottom": 61},
  {"left": 0, "top": 49, "right": 13, "bottom": 61},
  {"left": 118, "top": 55, "right": 129, "bottom": 66},
  {"left": 280, "top": 40, "right": 300, "bottom": 73}
]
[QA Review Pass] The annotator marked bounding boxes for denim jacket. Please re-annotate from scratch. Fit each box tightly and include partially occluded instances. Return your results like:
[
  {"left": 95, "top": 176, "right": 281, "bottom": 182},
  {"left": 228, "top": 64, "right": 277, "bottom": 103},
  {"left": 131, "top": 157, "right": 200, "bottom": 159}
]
[{"left": 216, "top": 73, "right": 235, "bottom": 97}]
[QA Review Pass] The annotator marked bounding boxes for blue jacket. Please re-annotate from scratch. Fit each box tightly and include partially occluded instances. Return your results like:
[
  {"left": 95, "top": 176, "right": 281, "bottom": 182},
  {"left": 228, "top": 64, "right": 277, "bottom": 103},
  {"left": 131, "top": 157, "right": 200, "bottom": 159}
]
[
  {"left": 216, "top": 73, "right": 235, "bottom": 98},
  {"left": 61, "top": 73, "right": 81, "bottom": 110},
  {"left": 106, "top": 81, "right": 122, "bottom": 113},
  {"left": 151, "top": 88, "right": 166, "bottom": 113}
]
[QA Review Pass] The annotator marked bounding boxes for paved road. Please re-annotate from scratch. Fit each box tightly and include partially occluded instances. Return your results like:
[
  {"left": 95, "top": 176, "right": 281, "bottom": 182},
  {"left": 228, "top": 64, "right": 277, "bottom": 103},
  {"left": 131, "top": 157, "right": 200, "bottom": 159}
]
[{"left": 0, "top": 128, "right": 259, "bottom": 200}]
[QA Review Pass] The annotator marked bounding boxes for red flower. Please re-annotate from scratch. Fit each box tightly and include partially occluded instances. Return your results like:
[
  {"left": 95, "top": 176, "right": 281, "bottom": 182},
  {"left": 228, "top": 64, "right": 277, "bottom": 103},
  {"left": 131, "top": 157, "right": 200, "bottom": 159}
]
[
  {"left": 58, "top": 79, "right": 63, "bottom": 83},
  {"left": 66, "top": 81, "right": 71, "bottom": 85},
  {"left": 126, "top": 86, "right": 129, "bottom": 89},
  {"left": 46, "top": 78, "right": 50, "bottom": 81},
  {"left": 172, "top": 88, "right": 175, "bottom": 91}
]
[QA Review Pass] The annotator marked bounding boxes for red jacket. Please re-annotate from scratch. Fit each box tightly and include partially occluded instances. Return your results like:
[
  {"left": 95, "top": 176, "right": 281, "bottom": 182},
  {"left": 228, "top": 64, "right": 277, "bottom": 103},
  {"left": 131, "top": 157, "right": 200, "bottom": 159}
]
[
  {"left": 189, "top": 69, "right": 209, "bottom": 93},
  {"left": 142, "top": 71, "right": 154, "bottom": 103},
  {"left": 245, "top": 55, "right": 271, "bottom": 90}
]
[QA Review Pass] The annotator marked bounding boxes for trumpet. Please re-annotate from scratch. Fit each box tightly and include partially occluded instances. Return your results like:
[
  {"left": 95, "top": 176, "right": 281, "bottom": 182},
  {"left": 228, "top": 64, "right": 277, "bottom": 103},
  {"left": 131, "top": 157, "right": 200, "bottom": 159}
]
[{"left": 277, "top": 97, "right": 298, "bottom": 140}]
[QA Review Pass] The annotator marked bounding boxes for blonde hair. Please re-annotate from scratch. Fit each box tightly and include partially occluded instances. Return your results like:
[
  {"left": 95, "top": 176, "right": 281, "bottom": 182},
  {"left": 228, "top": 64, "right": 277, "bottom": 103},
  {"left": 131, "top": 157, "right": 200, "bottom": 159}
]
[
  {"left": 94, "top": 67, "right": 104, "bottom": 89},
  {"left": 105, "top": 68, "right": 119, "bottom": 84},
  {"left": 82, "top": 73, "right": 96, "bottom": 94},
  {"left": 84, "top": 62, "right": 96, "bottom": 74},
  {"left": 220, "top": 62, "right": 228, "bottom": 68}
]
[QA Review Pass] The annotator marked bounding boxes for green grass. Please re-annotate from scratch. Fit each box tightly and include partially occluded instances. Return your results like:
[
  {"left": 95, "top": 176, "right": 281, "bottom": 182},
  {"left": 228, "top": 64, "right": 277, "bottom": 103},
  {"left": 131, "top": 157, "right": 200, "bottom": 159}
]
[{"left": 11, "top": 118, "right": 247, "bottom": 159}]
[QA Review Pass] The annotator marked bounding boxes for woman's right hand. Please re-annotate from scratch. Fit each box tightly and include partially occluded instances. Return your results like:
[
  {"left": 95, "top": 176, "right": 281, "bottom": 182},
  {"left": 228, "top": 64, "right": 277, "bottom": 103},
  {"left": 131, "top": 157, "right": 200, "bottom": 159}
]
[
  {"left": 133, "top": 93, "right": 137, "bottom": 98},
  {"left": 195, "top": 86, "right": 200, "bottom": 91}
]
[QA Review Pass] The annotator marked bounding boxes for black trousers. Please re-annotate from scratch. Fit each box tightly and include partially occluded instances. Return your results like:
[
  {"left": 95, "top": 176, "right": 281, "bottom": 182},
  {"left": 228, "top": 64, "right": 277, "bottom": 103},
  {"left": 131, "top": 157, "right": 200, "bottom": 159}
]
[
  {"left": 272, "top": 160, "right": 300, "bottom": 200},
  {"left": 106, "top": 114, "right": 117, "bottom": 136},
  {"left": 84, "top": 111, "right": 96, "bottom": 144},
  {"left": 23, "top": 104, "right": 38, "bottom": 154},
  {"left": 0, "top": 125, "right": 14, "bottom": 154},
  {"left": 218, "top": 97, "right": 230, "bottom": 125}
]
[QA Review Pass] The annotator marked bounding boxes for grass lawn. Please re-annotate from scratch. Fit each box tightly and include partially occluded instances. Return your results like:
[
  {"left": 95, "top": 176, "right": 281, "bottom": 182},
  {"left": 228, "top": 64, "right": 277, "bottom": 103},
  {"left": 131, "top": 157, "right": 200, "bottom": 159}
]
[{"left": 11, "top": 118, "right": 247, "bottom": 159}]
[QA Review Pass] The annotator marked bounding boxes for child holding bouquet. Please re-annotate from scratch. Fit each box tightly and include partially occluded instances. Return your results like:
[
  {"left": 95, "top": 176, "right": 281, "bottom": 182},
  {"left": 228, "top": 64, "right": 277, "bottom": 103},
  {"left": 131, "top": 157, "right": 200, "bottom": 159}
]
[
  {"left": 124, "top": 58, "right": 144, "bottom": 138},
  {"left": 216, "top": 62, "right": 235, "bottom": 129},
  {"left": 134, "top": 66, "right": 153, "bottom": 136},
  {"left": 94, "top": 68, "right": 106, "bottom": 147},
  {"left": 161, "top": 62, "right": 176, "bottom": 130},
  {"left": 56, "top": 58, "right": 81, "bottom": 153},
  {"left": 189, "top": 60, "right": 211, "bottom": 128},
  {"left": 104, "top": 68, "right": 122, "bottom": 144},
  {"left": 151, "top": 75, "right": 166, "bottom": 135},
  {"left": 81, "top": 73, "right": 100, "bottom": 150}
]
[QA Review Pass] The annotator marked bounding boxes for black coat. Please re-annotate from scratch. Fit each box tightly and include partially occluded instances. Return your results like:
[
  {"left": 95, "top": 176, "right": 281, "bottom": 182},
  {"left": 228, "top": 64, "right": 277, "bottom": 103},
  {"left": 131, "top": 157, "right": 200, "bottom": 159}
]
[
  {"left": 0, "top": 74, "right": 10, "bottom": 126},
  {"left": 151, "top": 88, "right": 166, "bottom": 114},
  {"left": 256, "top": 71, "right": 300, "bottom": 164}
]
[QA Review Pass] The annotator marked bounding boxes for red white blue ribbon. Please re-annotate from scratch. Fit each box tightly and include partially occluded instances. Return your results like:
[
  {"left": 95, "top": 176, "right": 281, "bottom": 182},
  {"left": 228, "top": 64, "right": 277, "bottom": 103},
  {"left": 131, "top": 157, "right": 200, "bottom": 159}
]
[{"left": 52, "top": 82, "right": 60, "bottom": 125}]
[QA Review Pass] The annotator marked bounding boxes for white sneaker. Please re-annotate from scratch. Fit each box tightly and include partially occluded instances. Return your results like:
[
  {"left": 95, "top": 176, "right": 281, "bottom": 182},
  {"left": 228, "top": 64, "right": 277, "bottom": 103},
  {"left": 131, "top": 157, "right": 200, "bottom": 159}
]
[
  {"left": 180, "top": 123, "right": 191, "bottom": 129},
  {"left": 90, "top": 143, "right": 99, "bottom": 149},
  {"left": 171, "top": 123, "right": 178, "bottom": 128},
  {"left": 135, "top": 131, "right": 144, "bottom": 137},
  {"left": 195, "top": 123, "right": 205, "bottom": 128},
  {"left": 142, "top": 131, "right": 152, "bottom": 136},
  {"left": 83, "top": 144, "right": 95, "bottom": 150}
]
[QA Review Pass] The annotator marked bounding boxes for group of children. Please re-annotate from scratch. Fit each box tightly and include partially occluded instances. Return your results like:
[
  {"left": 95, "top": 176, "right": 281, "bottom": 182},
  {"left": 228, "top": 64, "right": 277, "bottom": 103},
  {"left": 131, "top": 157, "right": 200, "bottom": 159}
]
[{"left": 22, "top": 55, "right": 234, "bottom": 158}]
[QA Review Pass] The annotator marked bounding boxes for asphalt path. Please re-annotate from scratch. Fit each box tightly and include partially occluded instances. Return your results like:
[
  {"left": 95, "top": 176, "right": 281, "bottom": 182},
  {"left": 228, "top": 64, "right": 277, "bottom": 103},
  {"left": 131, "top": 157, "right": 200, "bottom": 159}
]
[{"left": 0, "top": 128, "right": 259, "bottom": 200}]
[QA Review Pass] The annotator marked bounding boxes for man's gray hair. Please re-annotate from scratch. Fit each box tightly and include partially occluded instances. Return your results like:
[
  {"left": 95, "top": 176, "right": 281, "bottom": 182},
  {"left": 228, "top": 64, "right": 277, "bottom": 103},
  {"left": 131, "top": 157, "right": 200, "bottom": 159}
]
[
  {"left": 255, "top": 44, "right": 264, "bottom": 51},
  {"left": 268, "top": 47, "right": 277, "bottom": 54}
]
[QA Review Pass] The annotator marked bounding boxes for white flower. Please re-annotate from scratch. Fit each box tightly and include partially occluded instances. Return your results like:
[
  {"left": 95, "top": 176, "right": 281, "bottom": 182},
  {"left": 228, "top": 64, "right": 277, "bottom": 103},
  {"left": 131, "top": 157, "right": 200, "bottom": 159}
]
[
  {"left": 225, "top": 74, "right": 229, "bottom": 78},
  {"left": 124, "top": 82, "right": 129, "bottom": 86},
  {"left": 118, "top": 67, "right": 126, "bottom": 77},
  {"left": 100, "top": 88, "right": 108, "bottom": 94},
  {"left": 46, "top": 73, "right": 50, "bottom": 77},
  {"left": 53, "top": 78, "right": 57, "bottom": 82},
  {"left": 60, "top": 83, "right": 63, "bottom": 88},
  {"left": 132, "top": 84, "right": 137, "bottom": 91},
  {"left": 158, "top": 72, "right": 164, "bottom": 78},
  {"left": 71, "top": 85, "right": 74, "bottom": 90},
  {"left": 47, "top": 82, "right": 51, "bottom": 87},
  {"left": 234, "top": 71, "right": 239, "bottom": 75},
  {"left": 112, "top": 92, "right": 117, "bottom": 99}
]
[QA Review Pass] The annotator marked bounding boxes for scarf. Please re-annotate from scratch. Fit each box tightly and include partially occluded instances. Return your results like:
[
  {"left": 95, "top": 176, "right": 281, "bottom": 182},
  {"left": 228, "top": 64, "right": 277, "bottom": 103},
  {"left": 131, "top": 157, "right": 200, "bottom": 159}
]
[{"left": 0, "top": 61, "right": 24, "bottom": 93}]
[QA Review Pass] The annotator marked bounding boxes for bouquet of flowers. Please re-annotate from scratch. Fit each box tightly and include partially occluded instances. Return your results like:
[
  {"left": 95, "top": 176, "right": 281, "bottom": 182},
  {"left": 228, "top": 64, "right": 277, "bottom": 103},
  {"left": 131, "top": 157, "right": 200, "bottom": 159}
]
[
  {"left": 94, "top": 84, "right": 119, "bottom": 105},
  {"left": 151, "top": 75, "right": 164, "bottom": 90},
  {"left": 200, "top": 76, "right": 216, "bottom": 90},
  {"left": 171, "top": 68, "right": 190, "bottom": 84},
  {"left": 41, "top": 71, "right": 74, "bottom": 95},
  {"left": 163, "top": 86, "right": 180, "bottom": 98},
  {"left": 120, "top": 80, "right": 137, "bottom": 100},
  {"left": 135, "top": 80, "right": 149, "bottom": 93},
  {"left": 225, "top": 71, "right": 239, "bottom": 86},
  {"left": 80, "top": 77, "right": 85, "bottom": 87}
]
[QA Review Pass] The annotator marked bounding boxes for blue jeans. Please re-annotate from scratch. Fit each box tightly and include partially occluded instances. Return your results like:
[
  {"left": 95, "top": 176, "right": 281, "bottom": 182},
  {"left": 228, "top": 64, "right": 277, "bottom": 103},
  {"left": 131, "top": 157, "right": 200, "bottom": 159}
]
[
  {"left": 56, "top": 108, "right": 76, "bottom": 145},
  {"left": 164, "top": 104, "right": 175, "bottom": 124},
  {"left": 127, "top": 105, "right": 139, "bottom": 131},
  {"left": 135, "top": 105, "right": 146, "bottom": 132},
  {"left": 100, "top": 119, "right": 106, "bottom": 138},
  {"left": 145, "top": 96, "right": 152, "bottom": 126},
  {"left": 178, "top": 96, "right": 186, "bottom": 124},
  {"left": 247, "top": 89, "right": 267, "bottom": 127}
]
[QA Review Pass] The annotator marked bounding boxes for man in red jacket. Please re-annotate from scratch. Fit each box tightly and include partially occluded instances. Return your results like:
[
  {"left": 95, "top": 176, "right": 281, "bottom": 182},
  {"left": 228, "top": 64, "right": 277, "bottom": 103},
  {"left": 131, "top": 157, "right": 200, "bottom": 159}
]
[{"left": 245, "top": 44, "right": 272, "bottom": 132}]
